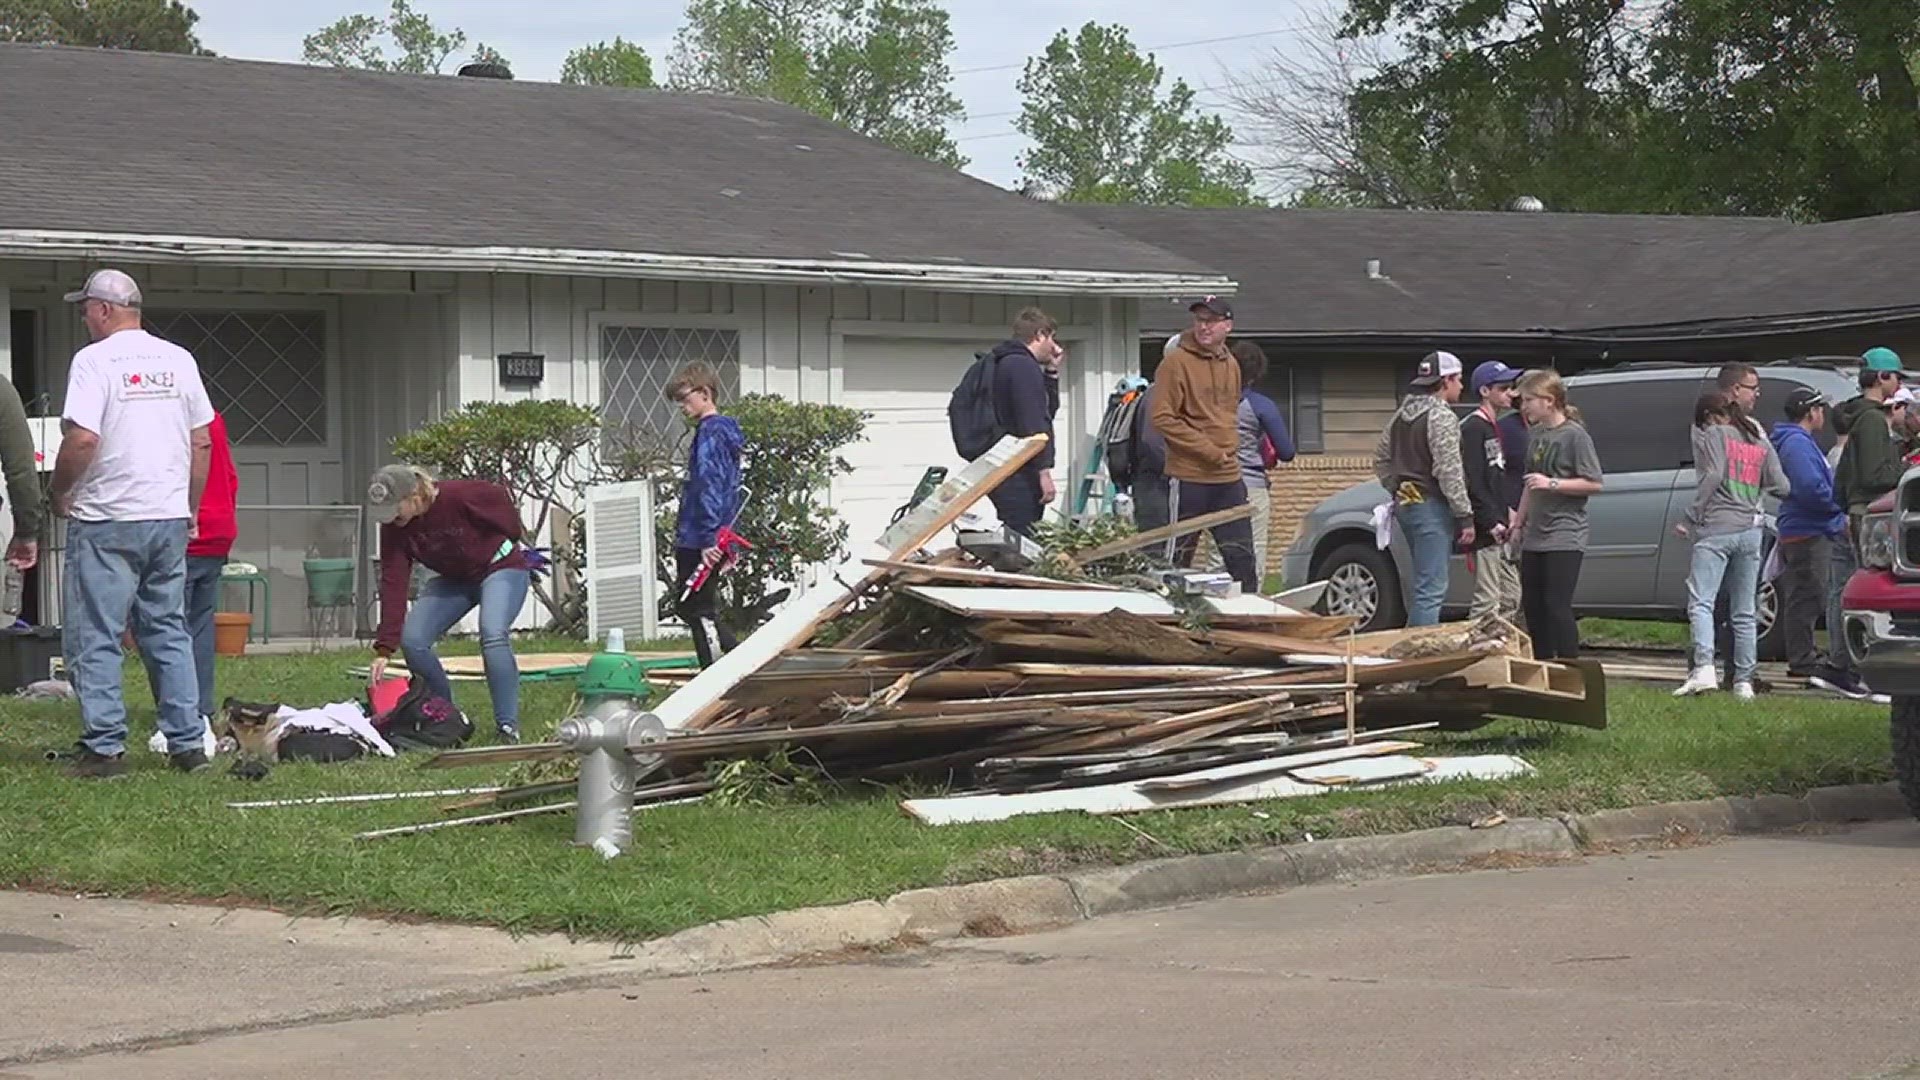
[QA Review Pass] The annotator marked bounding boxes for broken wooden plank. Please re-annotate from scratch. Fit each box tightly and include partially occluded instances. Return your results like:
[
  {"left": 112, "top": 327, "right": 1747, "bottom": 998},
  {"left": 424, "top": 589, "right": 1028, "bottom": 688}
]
[
  {"left": 1132, "top": 740, "right": 1426, "bottom": 792},
  {"left": 1066, "top": 504, "right": 1254, "bottom": 565},
  {"left": 860, "top": 559, "right": 1125, "bottom": 591},
  {"left": 897, "top": 584, "right": 1309, "bottom": 623},
  {"left": 651, "top": 432, "right": 1049, "bottom": 732},
  {"left": 900, "top": 753, "right": 1539, "bottom": 825}
]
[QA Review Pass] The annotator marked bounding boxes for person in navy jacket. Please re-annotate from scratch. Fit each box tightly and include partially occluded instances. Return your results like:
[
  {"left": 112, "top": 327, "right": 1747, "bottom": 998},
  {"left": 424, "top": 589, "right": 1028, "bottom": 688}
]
[
  {"left": 1770, "top": 386, "right": 1872, "bottom": 699},
  {"left": 667, "top": 362, "right": 745, "bottom": 667}
]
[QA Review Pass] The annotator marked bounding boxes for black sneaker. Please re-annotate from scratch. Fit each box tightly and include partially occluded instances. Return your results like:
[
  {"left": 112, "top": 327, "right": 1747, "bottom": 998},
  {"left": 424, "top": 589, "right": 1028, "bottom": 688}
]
[
  {"left": 496, "top": 725, "right": 522, "bottom": 746},
  {"left": 66, "top": 748, "right": 128, "bottom": 780},
  {"left": 1810, "top": 668, "right": 1871, "bottom": 700},
  {"left": 169, "top": 749, "right": 212, "bottom": 774}
]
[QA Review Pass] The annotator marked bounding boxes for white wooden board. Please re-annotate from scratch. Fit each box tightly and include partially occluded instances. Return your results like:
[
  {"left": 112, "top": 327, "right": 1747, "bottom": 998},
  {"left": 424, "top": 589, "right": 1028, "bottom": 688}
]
[
  {"left": 900, "top": 754, "right": 1536, "bottom": 826},
  {"left": 897, "top": 585, "right": 1310, "bottom": 621}
]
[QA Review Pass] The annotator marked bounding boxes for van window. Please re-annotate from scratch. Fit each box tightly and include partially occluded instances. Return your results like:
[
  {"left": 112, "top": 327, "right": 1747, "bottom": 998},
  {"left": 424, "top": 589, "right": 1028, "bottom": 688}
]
[
  {"left": 1565, "top": 378, "right": 1699, "bottom": 473},
  {"left": 1755, "top": 376, "right": 1838, "bottom": 452}
]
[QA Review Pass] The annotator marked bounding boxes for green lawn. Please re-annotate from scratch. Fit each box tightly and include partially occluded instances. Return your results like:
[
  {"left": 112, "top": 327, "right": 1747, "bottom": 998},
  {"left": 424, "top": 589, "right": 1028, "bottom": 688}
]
[
  {"left": 1580, "top": 618, "right": 1692, "bottom": 649},
  {"left": 0, "top": 643, "right": 1894, "bottom": 942}
]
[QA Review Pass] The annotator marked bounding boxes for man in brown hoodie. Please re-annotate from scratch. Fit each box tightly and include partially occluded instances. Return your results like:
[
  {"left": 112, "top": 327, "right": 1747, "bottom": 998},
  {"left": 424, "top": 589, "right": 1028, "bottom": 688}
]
[{"left": 1150, "top": 296, "right": 1259, "bottom": 593}]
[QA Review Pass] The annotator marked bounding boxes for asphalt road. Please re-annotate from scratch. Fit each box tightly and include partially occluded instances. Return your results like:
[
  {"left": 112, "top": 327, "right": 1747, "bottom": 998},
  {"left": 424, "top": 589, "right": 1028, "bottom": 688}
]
[{"left": 15, "top": 819, "right": 1920, "bottom": 1080}]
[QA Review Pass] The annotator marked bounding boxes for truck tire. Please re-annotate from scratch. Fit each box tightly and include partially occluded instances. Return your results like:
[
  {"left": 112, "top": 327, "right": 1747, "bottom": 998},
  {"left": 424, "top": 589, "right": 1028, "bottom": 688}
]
[
  {"left": 1893, "top": 696, "right": 1920, "bottom": 822},
  {"left": 1314, "top": 542, "right": 1406, "bottom": 633}
]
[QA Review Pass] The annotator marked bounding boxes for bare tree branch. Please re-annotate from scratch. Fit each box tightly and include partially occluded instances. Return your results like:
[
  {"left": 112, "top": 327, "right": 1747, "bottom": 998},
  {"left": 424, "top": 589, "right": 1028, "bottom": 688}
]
[{"left": 1216, "top": 7, "right": 1409, "bottom": 206}]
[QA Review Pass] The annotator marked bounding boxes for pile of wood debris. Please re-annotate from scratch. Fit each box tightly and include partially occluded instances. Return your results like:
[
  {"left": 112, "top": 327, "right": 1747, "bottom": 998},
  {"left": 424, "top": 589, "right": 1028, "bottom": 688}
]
[{"left": 413, "top": 433, "right": 1605, "bottom": 834}]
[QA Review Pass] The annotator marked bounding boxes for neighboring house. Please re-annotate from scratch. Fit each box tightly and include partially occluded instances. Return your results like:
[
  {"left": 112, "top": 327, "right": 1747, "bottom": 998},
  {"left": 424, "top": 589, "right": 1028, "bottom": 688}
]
[
  {"left": 0, "top": 45, "right": 1230, "bottom": 635},
  {"left": 1073, "top": 204, "right": 1920, "bottom": 569}
]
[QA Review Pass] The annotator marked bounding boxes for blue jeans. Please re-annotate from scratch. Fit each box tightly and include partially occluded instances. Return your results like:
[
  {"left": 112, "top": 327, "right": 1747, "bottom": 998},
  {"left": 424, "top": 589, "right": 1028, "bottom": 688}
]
[
  {"left": 64, "top": 519, "right": 202, "bottom": 757},
  {"left": 134, "top": 554, "right": 225, "bottom": 722},
  {"left": 1396, "top": 498, "right": 1456, "bottom": 627},
  {"left": 1688, "top": 527, "right": 1764, "bottom": 681},
  {"left": 400, "top": 568, "right": 530, "bottom": 732}
]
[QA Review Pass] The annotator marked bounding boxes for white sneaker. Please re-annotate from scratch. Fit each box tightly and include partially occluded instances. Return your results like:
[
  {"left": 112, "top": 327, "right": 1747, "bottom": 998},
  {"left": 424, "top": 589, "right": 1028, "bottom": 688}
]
[
  {"left": 1732, "top": 681, "right": 1756, "bottom": 702},
  {"left": 1674, "top": 668, "right": 1719, "bottom": 697}
]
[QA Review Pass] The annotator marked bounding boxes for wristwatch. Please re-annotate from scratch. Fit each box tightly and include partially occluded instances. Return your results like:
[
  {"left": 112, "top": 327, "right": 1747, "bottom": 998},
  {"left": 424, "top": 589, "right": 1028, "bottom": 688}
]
[{"left": 1549, "top": 477, "right": 1561, "bottom": 491}]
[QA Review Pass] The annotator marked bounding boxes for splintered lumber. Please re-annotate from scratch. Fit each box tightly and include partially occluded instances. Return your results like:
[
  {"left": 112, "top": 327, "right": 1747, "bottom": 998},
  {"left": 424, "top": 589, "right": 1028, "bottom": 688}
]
[
  {"left": 652, "top": 431, "right": 1049, "bottom": 733},
  {"left": 860, "top": 559, "right": 1127, "bottom": 591},
  {"left": 1066, "top": 504, "right": 1254, "bottom": 565},
  {"left": 1077, "top": 609, "right": 1222, "bottom": 664},
  {"left": 1131, "top": 740, "right": 1425, "bottom": 792},
  {"left": 898, "top": 585, "right": 1310, "bottom": 623},
  {"left": 900, "top": 751, "right": 1538, "bottom": 825}
]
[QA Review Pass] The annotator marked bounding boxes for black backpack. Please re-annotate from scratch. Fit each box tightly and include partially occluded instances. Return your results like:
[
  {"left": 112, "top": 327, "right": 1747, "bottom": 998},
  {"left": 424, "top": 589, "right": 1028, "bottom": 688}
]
[
  {"left": 373, "top": 677, "right": 474, "bottom": 752},
  {"left": 1099, "top": 384, "right": 1148, "bottom": 489},
  {"left": 948, "top": 350, "right": 1005, "bottom": 461}
]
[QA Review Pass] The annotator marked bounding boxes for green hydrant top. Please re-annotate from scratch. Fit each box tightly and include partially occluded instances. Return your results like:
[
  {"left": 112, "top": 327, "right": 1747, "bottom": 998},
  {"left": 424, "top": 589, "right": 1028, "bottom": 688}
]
[{"left": 578, "top": 651, "right": 650, "bottom": 701}]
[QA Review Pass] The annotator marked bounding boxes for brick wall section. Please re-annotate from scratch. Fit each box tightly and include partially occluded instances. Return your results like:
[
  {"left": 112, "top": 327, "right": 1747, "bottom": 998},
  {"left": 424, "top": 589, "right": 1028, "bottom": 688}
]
[{"left": 1261, "top": 456, "right": 1376, "bottom": 579}]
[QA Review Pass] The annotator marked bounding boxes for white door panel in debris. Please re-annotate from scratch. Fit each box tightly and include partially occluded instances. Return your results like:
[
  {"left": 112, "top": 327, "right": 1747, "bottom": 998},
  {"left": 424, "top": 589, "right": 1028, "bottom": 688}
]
[{"left": 831, "top": 335, "right": 1066, "bottom": 553}]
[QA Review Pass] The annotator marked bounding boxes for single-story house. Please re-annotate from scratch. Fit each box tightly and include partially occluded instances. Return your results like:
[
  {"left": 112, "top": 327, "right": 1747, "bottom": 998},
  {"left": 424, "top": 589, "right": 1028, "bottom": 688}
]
[
  {"left": 0, "top": 44, "right": 1232, "bottom": 636},
  {"left": 1073, "top": 203, "right": 1920, "bottom": 567}
]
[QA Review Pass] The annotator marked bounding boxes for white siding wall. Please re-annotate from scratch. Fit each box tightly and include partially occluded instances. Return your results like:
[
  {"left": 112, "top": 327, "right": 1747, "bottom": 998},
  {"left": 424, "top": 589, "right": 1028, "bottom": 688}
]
[
  {"left": 450, "top": 274, "right": 1139, "bottom": 528},
  {"left": 0, "top": 256, "right": 1144, "bottom": 637}
]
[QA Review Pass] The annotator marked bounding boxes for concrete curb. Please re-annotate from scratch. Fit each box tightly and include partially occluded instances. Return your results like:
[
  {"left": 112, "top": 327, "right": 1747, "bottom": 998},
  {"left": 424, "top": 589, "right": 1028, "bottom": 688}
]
[{"left": 629, "top": 781, "right": 1909, "bottom": 967}]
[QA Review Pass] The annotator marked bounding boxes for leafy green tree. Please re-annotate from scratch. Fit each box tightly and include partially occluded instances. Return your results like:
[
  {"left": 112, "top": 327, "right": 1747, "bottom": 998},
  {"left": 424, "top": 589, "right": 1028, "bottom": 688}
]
[
  {"left": 302, "top": 0, "right": 505, "bottom": 75},
  {"left": 0, "top": 0, "right": 210, "bottom": 53},
  {"left": 1015, "top": 22, "right": 1260, "bottom": 206},
  {"left": 1647, "top": 0, "right": 1920, "bottom": 220},
  {"left": 561, "top": 36, "right": 656, "bottom": 87},
  {"left": 668, "top": 0, "right": 966, "bottom": 167}
]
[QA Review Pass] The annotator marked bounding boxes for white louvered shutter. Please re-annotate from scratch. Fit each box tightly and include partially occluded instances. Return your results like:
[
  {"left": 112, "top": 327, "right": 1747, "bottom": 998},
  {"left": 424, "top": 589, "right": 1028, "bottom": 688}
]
[{"left": 584, "top": 480, "right": 659, "bottom": 645}]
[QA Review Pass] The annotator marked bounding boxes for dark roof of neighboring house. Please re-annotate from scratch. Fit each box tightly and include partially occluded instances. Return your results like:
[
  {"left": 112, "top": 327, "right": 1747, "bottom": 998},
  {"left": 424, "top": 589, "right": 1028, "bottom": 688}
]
[
  {"left": 1073, "top": 205, "right": 1919, "bottom": 339},
  {"left": 0, "top": 45, "right": 1222, "bottom": 282}
]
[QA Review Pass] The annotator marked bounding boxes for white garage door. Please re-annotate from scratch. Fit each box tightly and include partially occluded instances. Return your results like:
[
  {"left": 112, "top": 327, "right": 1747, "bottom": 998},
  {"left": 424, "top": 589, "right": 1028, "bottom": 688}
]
[{"left": 833, "top": 336, "right": 1070, "bottom": 554}]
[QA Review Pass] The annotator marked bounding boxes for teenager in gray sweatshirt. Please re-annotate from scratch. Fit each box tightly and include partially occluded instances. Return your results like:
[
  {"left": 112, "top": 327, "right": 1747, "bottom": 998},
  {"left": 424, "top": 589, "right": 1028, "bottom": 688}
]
[{"left": 1674, "top": 391, "right": 1789, "bottom": 700}]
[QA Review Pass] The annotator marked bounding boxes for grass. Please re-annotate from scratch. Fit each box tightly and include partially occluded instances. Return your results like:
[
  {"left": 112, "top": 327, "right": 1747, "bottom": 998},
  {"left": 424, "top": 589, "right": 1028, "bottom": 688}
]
[
  {"left": 0, "top": 643, "right": 1895, "bottom": 942},
  {"left": 1580, "top": 618, "right": 1691, "bottom": 649}
]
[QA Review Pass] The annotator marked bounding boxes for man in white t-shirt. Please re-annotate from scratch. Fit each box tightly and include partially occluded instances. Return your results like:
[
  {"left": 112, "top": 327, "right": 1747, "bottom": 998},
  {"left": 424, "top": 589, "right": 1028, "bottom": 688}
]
[{"left": 49, "top": 269, "right": 216, "bottom": 779}]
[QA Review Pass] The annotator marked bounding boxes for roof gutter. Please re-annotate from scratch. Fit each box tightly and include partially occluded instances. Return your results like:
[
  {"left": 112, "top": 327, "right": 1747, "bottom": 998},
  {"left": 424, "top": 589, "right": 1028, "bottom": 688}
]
[
  {"left": 1164, "top": 306, "right": 1920, "bottom": 347},
  {"left": 0, "top": 229, "right": 1235, "bottom": 298}
]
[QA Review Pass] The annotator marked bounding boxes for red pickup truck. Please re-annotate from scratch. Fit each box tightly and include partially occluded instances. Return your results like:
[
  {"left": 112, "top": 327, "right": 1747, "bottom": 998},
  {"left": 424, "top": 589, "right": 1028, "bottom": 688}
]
[{"left": 1840, "top": 471, "right": 1920, "bottom": 820}]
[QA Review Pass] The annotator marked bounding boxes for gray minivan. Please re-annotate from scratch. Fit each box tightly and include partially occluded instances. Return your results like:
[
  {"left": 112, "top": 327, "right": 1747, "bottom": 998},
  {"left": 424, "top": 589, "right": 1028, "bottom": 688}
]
[{"left": 1279, "top": 360, "right": 1867, "bottom": 656}]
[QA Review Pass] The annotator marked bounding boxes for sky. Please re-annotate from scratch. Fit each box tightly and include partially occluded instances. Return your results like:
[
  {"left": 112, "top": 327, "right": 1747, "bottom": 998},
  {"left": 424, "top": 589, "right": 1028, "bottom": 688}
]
[{"left": 188, "top": 0, "right": 1323, "bottom": 192}]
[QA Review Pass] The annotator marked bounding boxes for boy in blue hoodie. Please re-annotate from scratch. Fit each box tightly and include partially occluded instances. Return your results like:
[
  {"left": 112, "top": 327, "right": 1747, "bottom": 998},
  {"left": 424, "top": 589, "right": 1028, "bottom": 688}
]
[
  {"left": 1769, "top": 387, "right": 1868, "bottom": 698},
  {"left": 667, "top": 362, "right": 746, "bottom": 668}
]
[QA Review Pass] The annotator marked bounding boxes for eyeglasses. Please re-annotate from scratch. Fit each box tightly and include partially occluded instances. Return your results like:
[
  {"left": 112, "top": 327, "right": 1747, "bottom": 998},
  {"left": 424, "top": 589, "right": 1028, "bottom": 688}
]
[{"left": 1737, "top": 381, "right": 1760, "bottom": 392}]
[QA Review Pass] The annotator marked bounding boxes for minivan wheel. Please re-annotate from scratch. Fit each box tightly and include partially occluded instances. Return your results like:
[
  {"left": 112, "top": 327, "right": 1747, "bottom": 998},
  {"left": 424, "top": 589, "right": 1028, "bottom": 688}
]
[
  {"left": 1315, "top": 542, "right": 1406, "bottom": 632},
  {"left": 1755, "top": 575, "right": 1784, "bottom": 663}
]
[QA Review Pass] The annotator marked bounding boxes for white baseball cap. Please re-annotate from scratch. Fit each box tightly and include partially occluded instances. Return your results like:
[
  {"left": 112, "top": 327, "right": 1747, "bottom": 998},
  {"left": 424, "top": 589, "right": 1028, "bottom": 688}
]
[
  {"left": 63, "top": 268, "right": 143, "bottom": 308},
  {"left": 1889, "top": 387, "right": 1915, "bottom": 407}
]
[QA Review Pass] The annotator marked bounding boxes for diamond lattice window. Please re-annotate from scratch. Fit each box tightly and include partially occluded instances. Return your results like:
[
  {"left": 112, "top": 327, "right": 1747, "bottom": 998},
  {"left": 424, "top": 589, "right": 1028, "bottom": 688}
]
[
  {"left": 146, "top": 311, "right": 328, "bottom": 447},
  {"left": 600, "top": 326, "right": 741, "bottom": 458}
]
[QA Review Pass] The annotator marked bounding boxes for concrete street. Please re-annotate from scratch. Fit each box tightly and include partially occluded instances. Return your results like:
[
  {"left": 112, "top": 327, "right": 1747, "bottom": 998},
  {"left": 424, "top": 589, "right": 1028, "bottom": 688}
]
[{"left": 10, "top": 821, "right": 1920, "bottom": 1080}]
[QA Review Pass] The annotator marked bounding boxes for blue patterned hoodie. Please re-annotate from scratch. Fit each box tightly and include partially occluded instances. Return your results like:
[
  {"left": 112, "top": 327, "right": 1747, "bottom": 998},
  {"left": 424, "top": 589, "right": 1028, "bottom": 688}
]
[{"left": 677, "top": 414, "right": 745, "bottom": 550}]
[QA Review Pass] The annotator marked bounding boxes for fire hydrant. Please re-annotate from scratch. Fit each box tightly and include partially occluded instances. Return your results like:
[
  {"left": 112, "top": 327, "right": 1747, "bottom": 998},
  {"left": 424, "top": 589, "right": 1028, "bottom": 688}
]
[{"left": 555, "top": 631, "right": 666, "bottom": 858}]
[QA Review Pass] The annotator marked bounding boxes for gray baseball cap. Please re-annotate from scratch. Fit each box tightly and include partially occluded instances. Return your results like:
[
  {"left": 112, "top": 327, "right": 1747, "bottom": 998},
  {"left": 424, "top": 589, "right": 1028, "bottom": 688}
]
[
  {"left": 367, "top": 464, "right": 426, "bottom": 524},
  {"left": 62, "top": 268, "right": 143, "bottom": 307}
]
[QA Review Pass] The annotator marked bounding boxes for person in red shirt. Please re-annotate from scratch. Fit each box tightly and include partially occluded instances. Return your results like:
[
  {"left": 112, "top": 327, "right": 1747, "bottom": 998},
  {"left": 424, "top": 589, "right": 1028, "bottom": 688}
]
[
  {"left": 183, "top": 411, "right": 237, "bottom": 723},
  {"left": 365, "top": 464, "right": 531, "bottom": 743}
]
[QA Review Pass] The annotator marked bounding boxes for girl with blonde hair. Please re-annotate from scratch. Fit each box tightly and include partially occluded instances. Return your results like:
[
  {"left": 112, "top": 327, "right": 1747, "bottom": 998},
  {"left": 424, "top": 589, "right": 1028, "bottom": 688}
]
[{"left": 1511, "top": 370, "right": 1604, "bottom": 660}]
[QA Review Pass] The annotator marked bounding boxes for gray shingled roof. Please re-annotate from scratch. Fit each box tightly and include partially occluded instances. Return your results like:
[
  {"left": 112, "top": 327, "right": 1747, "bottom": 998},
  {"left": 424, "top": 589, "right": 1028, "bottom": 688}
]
[
  {"left": 0, "top": 45, "right": 1222, "bottom": 281},
  {"left": 1073, "top": 205, "right": 1914, "bottom": 336}
]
